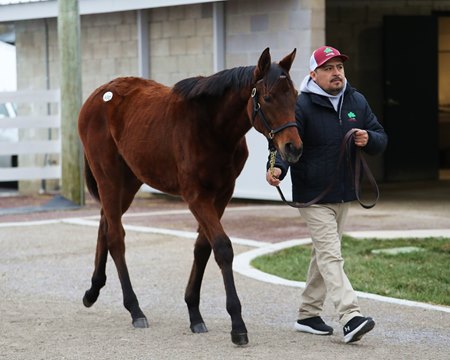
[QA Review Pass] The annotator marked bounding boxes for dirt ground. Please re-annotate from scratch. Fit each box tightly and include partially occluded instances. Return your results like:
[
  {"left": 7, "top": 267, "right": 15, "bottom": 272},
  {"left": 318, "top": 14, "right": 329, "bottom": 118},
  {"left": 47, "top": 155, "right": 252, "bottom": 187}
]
[{"left": 1, "top": 180, "right": 449, "bottom": 359}]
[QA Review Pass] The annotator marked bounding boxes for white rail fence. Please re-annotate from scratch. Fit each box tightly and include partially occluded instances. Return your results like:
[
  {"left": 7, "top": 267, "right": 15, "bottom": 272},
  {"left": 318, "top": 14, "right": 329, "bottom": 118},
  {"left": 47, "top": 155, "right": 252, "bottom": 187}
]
[{"left": 0, "top": 90, "right": 61, "bottom": 182}]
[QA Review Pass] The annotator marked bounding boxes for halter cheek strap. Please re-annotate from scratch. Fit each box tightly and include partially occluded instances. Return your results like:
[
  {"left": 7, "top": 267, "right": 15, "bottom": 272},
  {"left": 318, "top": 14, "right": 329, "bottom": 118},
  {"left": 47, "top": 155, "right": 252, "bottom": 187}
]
[{"left": 251, "top": 87, "right": 298, "bottom": 151}]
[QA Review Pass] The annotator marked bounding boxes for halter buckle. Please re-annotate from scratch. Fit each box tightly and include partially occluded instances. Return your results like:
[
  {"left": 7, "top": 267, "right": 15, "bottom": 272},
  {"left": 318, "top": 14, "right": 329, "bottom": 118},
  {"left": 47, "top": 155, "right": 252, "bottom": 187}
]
[{"left": 251, "top": 88, "right": 257, "bottom": 97}]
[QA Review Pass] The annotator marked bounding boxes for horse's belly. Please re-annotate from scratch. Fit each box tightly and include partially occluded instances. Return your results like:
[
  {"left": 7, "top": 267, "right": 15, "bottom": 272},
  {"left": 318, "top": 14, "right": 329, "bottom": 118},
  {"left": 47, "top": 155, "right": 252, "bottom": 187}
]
[{"left": 122, "top": 150, "right": 180, "bottom": 195}]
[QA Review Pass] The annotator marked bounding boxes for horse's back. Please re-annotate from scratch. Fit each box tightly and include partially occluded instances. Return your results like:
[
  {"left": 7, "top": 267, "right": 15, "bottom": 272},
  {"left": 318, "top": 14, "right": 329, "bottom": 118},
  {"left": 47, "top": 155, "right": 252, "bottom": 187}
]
[
  {"left": 98, "top": 77, "right": 169, "bottom": 99},
  {"left": 79, "top": 77, "right": 169, "bottom": 115},
  {"left": 78, "top": 77, "right": 171, "bottom": 139}
]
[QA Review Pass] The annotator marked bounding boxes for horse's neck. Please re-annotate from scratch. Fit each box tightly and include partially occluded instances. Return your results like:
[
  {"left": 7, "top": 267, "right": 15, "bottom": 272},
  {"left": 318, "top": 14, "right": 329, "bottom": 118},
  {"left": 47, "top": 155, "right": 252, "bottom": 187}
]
[{"left": 213, "top": 91, "right": 252, "bottom": 145}]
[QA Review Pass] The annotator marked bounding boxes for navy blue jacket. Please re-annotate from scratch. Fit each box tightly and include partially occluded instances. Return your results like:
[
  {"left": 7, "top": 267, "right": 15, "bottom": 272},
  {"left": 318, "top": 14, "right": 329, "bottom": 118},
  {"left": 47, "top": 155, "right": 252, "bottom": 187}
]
[{"left": 272, "top": 82, "right": 387, "bottom": 203}]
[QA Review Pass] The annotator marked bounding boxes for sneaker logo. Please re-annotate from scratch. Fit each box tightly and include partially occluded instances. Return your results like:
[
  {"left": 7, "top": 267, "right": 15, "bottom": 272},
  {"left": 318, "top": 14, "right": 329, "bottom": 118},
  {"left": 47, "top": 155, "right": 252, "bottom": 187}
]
[{"left": 344, "top": 326, "right": 350, "bottom": 332}]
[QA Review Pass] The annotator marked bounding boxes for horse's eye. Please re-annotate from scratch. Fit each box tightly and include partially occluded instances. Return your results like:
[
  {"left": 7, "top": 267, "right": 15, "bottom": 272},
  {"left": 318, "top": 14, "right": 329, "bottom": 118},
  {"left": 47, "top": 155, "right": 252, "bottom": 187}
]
[{"left": 263, "top": 95, "right": 271, "bottom": 102}]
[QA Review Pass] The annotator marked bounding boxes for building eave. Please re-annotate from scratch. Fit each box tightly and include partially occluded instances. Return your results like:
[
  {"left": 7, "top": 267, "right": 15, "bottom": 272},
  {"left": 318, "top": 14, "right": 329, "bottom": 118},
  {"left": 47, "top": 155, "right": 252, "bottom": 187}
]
[{"left": 0, "top": 0, "right": 225, "bottom": 22}]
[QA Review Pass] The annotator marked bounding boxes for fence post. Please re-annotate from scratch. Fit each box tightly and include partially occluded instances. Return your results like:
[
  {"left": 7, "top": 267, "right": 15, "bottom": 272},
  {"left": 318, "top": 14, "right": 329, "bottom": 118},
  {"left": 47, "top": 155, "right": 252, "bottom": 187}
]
[{"left": 58, "top": 0, "right": 84, "bottom": 205}]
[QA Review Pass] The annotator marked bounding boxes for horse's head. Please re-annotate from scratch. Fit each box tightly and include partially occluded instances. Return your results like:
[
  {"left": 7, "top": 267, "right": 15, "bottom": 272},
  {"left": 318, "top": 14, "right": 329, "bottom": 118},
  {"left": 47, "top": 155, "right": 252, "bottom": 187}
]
[{"left": 248, "top": 48, "right": 303, "bottom": 164}]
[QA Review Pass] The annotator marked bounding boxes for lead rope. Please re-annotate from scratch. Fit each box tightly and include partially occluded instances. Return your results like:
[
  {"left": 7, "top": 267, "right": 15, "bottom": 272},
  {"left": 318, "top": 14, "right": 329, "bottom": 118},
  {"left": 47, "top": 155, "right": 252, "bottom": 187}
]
[{"left": 273, "top": 129, "right": 379, "bottom": 209}]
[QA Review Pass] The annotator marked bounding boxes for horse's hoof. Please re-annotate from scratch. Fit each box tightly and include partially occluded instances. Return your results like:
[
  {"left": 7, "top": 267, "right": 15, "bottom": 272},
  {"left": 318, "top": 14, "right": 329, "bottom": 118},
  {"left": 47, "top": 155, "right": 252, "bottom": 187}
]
[
  {"left": 132, "top": 317, "right": 149, "bottom": 328},
  {"left": 82, "top": 295, "right": 94, "bottom": 308},
  {"left": 190, "top": 322, "right": 208, "bottom": 333},
  {"left": 231, "top": 332, "right": 249, "bottom": 346}
]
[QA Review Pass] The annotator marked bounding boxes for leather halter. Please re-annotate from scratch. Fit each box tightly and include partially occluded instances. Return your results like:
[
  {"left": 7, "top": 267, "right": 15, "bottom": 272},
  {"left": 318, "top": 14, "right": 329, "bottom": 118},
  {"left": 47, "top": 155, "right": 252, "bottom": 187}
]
[{"left": 251, "top": 87, "right": 298, "bottom": 151}]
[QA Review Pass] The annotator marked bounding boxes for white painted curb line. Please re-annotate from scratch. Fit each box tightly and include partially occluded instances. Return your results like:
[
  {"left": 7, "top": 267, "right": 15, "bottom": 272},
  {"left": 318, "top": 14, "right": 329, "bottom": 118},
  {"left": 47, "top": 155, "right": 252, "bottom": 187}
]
[
  {"left": 1, "top": 209, "right": 450, "bottom": 313},
  {"left": 233, "top": 230, "right": 450, "bottom": 314}
]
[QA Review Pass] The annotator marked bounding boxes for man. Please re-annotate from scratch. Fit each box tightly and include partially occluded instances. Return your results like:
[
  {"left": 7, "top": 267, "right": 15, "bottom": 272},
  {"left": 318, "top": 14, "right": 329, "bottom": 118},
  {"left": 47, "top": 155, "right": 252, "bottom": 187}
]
[{"left": 266, "top": 46, "right": 387, "bottom": 343}]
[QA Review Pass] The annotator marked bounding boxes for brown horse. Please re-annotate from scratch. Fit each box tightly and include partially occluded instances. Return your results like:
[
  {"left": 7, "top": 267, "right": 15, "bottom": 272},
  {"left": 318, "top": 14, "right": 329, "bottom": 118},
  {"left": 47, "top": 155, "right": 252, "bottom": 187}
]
[{"left": 78, "top": 48, "right": 302, "bottom": 345}]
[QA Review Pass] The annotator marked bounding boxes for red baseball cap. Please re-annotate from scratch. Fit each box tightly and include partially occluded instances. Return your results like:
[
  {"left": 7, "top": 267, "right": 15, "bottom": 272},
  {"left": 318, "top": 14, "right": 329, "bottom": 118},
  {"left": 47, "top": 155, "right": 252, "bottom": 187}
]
[{"left": 309, "top": 46, "right": 349, "bottom": 71}]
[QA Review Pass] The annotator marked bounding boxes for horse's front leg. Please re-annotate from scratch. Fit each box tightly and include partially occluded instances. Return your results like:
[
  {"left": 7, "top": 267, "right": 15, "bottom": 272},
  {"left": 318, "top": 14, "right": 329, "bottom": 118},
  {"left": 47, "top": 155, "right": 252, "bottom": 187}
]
[
  {"left": 213, "top": 233, "right": 248, "bottom": 345},
  {"left": 188, "top": 201, "right": 248, "bottom": 346},
  {"left": 185, "top": 230, "right": 211, "bottom": 333}
]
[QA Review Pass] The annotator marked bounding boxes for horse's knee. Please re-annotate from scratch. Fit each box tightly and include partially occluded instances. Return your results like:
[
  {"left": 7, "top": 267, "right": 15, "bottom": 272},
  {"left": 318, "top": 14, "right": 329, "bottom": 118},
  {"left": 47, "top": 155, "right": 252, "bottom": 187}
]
[
  {"left": 212, "top": 238, "right": 234, "bottom": 267},
  {"left": 194, "top": 241, "right": 211, "bottom": 260}
]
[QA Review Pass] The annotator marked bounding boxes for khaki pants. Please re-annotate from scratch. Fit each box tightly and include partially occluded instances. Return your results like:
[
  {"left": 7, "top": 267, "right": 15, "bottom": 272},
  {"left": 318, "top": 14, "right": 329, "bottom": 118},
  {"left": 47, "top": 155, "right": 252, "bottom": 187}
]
[{"left": 298, "top": 202, "right": 362, "bottom": 325}]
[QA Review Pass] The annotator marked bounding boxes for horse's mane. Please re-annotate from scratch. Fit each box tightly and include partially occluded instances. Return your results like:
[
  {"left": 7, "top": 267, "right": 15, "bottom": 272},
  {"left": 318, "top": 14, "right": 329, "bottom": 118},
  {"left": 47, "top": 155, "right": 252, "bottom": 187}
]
[{"left": 173, "top": 66, "right": 255, "bottom": 100}]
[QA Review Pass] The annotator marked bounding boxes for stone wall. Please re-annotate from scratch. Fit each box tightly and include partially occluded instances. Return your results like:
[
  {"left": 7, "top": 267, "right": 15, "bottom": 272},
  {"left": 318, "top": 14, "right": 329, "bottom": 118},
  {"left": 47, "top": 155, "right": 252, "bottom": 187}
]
[
  {"left": 148, "top": 4, "right": 214, "bottom": 85},
  {"left": 80, "top": 11, "right": 138, "bottom": 98},
  {"left": 225, "top": 0, "right": 325, "bottom": 88}
]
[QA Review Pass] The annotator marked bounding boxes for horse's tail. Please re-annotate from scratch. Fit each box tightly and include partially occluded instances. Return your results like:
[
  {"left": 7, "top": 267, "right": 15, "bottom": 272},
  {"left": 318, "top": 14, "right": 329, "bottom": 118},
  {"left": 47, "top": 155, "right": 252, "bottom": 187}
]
[{"left": 84, "top": 156, "right": 100, "bottom": 202}]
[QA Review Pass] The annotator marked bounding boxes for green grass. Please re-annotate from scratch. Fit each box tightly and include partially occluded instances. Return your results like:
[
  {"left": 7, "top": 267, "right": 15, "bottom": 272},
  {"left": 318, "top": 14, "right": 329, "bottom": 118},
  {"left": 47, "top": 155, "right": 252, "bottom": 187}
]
[{"left": 250, "top": 236, "right": 450, "bottom": 306}]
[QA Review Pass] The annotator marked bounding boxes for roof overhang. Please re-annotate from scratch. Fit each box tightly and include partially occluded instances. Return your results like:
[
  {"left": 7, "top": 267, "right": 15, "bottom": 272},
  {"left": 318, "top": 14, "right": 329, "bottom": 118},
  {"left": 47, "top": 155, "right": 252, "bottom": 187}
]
[{"left": 0, "top": 0, "right": 225, "bottom": 22}]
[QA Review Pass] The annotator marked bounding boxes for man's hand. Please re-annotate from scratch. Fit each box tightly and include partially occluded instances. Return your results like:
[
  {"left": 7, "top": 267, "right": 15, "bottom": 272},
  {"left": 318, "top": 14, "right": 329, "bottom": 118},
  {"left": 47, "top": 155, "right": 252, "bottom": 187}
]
[
  {"left": 266, "top": 167, "right": 282, "bottom": 186},
  {"left": 354, "top": 129, "right": 368, "bottom": 147}
]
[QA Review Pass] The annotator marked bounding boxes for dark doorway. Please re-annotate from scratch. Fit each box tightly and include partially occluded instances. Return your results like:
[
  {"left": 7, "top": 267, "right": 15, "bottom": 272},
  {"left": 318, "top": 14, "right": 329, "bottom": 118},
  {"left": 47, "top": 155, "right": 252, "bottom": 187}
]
[
  {"left": 438, "top": 16, "right": 450, "bottom": 179},
  {"left": 383, "top": 15, "right": 439, "bottom": 181}
]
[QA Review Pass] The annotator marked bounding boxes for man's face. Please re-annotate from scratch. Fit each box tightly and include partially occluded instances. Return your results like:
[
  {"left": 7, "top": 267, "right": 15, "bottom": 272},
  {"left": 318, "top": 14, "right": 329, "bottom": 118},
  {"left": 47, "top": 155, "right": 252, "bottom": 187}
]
[{"left": 310, "top": 58, "right": 345, "bottom": 95}]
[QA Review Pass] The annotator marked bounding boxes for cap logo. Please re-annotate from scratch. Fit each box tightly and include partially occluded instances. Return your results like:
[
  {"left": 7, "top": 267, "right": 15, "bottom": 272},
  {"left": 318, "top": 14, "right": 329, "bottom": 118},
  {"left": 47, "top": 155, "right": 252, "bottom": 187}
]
[{"left": 323, "top": 47, "right": 336, "bottom": 57}]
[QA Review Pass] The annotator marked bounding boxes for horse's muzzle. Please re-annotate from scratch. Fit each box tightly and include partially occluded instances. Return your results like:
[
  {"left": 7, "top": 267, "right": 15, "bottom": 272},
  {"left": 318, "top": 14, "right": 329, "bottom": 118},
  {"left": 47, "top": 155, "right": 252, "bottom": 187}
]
[{"left": 283, "top": 142, "right": 303, "bottom": 164}]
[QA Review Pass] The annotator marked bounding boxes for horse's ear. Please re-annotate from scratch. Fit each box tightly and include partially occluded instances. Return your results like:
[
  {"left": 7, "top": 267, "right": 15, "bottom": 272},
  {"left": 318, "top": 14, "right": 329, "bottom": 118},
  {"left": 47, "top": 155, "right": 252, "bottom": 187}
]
[
  {"left": 254, "top": 47, "right": 271, "bottom": 81},
  {"left": 279, "top": 48, "right": 297, "bottom": 73}
]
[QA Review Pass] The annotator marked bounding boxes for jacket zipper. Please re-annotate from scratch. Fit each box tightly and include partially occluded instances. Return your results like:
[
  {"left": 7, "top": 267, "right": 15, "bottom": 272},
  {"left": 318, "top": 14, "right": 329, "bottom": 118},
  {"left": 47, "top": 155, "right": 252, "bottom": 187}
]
[
  {"left": 338, "top": 93, "right": 344, "bottom": 125},
  {"left": 338, "top": 93, "right": 345, "bottom": 201}
]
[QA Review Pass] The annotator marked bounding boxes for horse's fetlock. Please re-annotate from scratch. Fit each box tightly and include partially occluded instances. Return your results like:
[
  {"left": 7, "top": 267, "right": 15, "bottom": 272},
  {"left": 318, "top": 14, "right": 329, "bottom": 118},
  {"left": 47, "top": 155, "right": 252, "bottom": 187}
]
[
  {"left": 92, "top": 274, "right": 106, "bottom": 288},
  {"left": 226, "top": 300, "right": 242, "bottom": 317},
  {"left": 184, "top": 292, "right": 200, "bottom": 307}
]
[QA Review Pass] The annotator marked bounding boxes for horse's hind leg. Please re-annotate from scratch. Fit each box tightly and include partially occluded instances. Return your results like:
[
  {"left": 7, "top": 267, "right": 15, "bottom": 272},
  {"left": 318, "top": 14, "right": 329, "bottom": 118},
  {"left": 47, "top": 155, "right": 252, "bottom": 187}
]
[
  {"left": 83, "top": 210, "right": 108, "bottom": 307},
  {"left": 185, "top": 230, "right": 211, "bottom": 333},
  {"left": 83, "top": 162, "right": 147, "bottom": 328}
]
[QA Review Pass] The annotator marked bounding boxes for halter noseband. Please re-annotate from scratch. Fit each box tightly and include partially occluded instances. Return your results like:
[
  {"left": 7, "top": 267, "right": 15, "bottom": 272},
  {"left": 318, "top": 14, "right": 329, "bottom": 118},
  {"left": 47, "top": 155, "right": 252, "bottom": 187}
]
[{"left": 250, "top": 87, "right": 298, "bottom": 151}]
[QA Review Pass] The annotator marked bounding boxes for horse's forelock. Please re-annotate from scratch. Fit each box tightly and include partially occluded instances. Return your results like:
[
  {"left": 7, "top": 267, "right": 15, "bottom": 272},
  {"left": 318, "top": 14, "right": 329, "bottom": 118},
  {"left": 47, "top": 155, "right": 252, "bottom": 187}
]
[{"left": 173, "top": 66, "right": 254, "bottom": 100}]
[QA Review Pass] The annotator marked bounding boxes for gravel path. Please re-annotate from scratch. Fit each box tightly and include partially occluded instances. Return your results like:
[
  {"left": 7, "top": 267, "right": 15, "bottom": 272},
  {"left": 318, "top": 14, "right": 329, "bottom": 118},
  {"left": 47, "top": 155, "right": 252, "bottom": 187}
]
[{"left": 1, "top": 181, "right": 450, "bottom": 359}]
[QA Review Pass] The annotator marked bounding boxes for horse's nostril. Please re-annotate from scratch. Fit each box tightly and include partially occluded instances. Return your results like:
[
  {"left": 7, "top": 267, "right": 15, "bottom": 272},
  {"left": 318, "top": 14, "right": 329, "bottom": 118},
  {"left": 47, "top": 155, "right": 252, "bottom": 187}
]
[
  {"left": 284, "top": 142, "right": 303, "bottom": 163},
  {"left": 285, "top": 142, "right": 302, "bottom": 156}
]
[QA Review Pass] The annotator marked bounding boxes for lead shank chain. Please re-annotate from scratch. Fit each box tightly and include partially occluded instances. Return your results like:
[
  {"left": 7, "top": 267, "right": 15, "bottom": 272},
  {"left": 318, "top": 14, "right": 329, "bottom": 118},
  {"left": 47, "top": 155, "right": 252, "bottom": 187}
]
[{"left": 269, "top": 150, "right": 277, "bottom": 176}]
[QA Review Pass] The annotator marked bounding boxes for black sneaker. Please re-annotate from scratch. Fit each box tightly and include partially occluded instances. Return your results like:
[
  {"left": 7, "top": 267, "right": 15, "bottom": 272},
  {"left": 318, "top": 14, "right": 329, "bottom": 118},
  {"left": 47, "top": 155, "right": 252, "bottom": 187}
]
[
  {"left": 295, "top": 316, "right": 333, "bottom": 335},
  {"left": 343, "top": 316, "right": 375, "bottom": 343}
]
